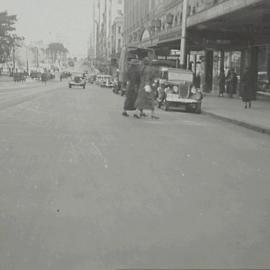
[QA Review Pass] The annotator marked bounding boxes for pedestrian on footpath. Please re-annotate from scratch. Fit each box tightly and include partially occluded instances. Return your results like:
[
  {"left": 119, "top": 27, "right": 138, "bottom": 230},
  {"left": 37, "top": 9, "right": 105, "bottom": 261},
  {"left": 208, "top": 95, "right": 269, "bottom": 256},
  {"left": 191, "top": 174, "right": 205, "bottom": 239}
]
[
  {"left": 122, "top": 59, "right": 141, "bottom": 117},
  {"left": 133, "top": 56, "right": 159, "bottom": 119},
  {"left": 228, "top": 69, "right": 238, "bottom": 98},
  {"left": 218, "top": 69, "right": 225, "bottom": 97},
  {"left": 241, "top": 67, "right": 253, "bottom": 109}
]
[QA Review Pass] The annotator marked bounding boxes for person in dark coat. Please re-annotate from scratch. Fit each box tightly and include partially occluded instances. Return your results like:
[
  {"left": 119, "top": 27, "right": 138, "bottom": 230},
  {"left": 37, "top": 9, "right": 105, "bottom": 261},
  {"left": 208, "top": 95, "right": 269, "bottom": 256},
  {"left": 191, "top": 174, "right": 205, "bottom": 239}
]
[
  {"left": 226, "top": 69, "right": 238, "bottom": 98},
  {"left": 219, "top": 69, "right": 225, "bottom": 97},
  {"left": 241, "top": 68, "right": 253, "bottom": 108},
  {"left": 231, "top": 69, "right": 238, "bottom": 97},
  {"left": 41, "top": 72, "right": 47, "bottom": 85},
  {"left": 194, "top": 73, "right": 201, "bottom": 89},
  {"left": 133, "top": 57, "right": 159, "bottom": 119},
  {"left": 122, "top": 59, "right": 141, "bottom": 117}
]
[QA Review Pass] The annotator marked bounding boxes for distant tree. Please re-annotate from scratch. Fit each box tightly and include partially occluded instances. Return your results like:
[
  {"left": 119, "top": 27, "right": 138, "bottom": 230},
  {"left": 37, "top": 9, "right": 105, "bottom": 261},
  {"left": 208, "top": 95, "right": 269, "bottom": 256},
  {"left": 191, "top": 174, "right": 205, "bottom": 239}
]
[
  {"left": 0, "top": 11, "right": 23, "bottom": 63},
  {"left": 46, "top": 42, "right": 68, "bottom": 64}
]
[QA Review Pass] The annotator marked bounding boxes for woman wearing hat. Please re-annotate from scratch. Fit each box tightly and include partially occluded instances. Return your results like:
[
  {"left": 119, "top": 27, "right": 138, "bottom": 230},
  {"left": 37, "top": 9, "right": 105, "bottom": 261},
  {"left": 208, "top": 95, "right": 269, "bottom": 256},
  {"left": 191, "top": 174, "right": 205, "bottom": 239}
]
[
  {"left": 133, "top": 57, "right": 159, "bottom": 119},
  {"left": 122, "top": 59, "right": 141, "bottom": 117}
]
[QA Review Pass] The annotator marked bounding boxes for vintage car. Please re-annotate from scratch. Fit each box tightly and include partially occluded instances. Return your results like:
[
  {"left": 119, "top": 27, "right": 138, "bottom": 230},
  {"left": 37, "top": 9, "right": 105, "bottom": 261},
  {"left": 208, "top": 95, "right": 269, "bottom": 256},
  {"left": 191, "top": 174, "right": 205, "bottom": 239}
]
[
  {"left": 157, "top": 67, "right": 203, "bottom": 113},
  {"left": 69, "top": 72, "right": 86, "bottom": 89}
]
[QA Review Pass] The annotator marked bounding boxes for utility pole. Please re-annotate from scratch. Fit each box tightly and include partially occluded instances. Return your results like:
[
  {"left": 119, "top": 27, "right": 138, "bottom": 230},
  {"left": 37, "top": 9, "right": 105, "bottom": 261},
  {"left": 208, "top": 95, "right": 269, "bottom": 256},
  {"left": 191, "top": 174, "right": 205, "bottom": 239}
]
[
  {"left": 36, "top": 47, "right": 39, "bottom": 68},
  {"left": 104, "top": 0, "right": 107, "bottom": 60},
  {"left": 25, "top": 46, "right": 29, "bottom": 74},
  {"left": 92, "top": 0, "right": 96, "bottom": 62},
  {"left": 180, "top": 0, "right": 188, "bottom": 69},
  {"left": 12, "top": 46, "right": 15, "bottom": 75}
]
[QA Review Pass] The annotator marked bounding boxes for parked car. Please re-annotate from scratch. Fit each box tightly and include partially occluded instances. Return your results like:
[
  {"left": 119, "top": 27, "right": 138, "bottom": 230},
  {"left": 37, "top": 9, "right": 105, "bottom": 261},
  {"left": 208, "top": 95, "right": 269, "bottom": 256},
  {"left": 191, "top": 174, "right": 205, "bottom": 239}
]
[
  {"left": 156, "top": 67, "right": 203, "bottom": 113},
  {"left": 69, "top": 73, "right": 86, "bottom": 89}
]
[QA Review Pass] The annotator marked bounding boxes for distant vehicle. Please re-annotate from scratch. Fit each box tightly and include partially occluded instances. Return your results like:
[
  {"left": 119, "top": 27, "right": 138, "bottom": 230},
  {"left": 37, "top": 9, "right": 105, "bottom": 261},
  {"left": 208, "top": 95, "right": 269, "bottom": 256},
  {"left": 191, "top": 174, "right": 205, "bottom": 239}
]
[
  {"left": 112, "top": 78, "right": 121, "bottom": 94},
  {"left": 69, "top": 73, "right": 86, "bottom": 89},
  {"left": 68, "top": 61, "right": 74, "bottom": 67},
  {"left": 30, "top": 71, "right": 41, "bottom": 80},
  {"left": 62, "top": 71, "right": 72, "bottom": 79},
  {"left": 88, "top": 74, "right": 96, "bottom": 84},
  {"left": 104, "top": 77, "right": 113, "bottom": 88},
  {"left": 96, "top": 75, "right": 113, "bottom": 88}
]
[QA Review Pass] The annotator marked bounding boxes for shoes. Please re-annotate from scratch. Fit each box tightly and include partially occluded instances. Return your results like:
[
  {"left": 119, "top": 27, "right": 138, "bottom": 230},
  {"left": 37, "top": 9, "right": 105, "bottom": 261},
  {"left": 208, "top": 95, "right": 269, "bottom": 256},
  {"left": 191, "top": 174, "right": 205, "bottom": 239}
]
[
  {"left": 122, "top": 111, "right": 129, "bottom": 117},
  {"left": 151, "top": 115, "right": 159, "bottom": 119},
  {"left": 133, "top": 114, "right": 140, "bottom": 119}
]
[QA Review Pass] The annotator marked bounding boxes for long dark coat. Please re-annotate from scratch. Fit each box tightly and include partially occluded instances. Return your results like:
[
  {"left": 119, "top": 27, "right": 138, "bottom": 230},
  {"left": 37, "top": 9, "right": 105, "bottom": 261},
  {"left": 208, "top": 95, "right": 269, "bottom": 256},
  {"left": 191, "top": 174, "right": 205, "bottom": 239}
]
[
  {"left": 241, "top": 70, "right": 253, "bottom": 102},
  {"left": 123, "top": 64, "right": 140, "bottom": 111},
  {"left": 135, "top": 64, "right": 158, "bottom": 110},
  {"left": 219, "top": 71, "right": 225, "bottom": 94}
]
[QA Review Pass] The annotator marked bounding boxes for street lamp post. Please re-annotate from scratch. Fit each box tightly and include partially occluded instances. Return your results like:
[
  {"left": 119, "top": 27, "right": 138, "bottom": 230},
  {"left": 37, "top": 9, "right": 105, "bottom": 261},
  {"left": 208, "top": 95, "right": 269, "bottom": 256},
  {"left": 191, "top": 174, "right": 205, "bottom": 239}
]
[
  {"left": 12, "top": 46, "right": 16, "bottom": 75},
  {"left": 180, "top": 0, "right": 188, "bottom": 69},
  {"left": 25, "top": 47, "right": 29, "bottom": 74},
  {"left": 36, "top": 47, "right": 39, "bottom": 68}
]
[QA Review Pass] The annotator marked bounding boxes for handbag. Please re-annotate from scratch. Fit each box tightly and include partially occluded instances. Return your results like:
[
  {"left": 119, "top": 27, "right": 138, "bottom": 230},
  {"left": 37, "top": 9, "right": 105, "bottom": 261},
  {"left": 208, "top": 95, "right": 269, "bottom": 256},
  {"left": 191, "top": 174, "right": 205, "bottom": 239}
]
[{"left": 144, "top": 85, "right": 152, "bottom": 93}]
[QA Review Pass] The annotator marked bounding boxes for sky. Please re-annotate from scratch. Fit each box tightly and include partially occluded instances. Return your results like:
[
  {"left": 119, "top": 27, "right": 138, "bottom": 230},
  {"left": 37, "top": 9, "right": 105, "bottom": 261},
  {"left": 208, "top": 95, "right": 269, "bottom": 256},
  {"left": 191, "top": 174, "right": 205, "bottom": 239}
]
[{"left": 2, "top": 0, "right": 93, "bottom": 57}]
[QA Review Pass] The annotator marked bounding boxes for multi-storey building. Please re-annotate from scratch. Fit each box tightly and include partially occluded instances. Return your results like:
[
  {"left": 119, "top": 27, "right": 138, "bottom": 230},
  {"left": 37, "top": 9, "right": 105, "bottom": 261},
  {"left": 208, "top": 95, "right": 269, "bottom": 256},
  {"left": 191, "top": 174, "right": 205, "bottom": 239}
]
[
  {"left": 111, "top": 16, "right": 124, "bottom": 60},
  {"left": 124, "top": 0, "right": 270, "bottom": 95},
  {"left": 93, "top": 0, "right": 124, "bottom": 71}
]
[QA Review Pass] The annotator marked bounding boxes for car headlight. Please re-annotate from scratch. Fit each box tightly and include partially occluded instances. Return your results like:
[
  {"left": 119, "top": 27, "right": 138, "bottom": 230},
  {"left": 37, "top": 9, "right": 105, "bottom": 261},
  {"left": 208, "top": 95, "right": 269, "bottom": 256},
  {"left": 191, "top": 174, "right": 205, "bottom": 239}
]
[{"left": 191, "top": 87, "right": 197, "bottom": 94}]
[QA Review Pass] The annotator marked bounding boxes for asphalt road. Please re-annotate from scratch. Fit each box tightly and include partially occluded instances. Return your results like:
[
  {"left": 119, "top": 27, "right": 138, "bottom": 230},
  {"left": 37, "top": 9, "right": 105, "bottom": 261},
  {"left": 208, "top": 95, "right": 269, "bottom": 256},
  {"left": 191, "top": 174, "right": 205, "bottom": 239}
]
[{"left": 0, "top": 81, "right": 270, "bottom": 270}]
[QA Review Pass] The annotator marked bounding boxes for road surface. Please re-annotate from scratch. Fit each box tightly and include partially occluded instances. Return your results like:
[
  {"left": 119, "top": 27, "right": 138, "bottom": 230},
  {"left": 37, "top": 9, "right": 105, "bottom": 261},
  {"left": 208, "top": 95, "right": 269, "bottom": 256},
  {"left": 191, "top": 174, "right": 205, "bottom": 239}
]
[{"left": 0, "top": 81, "right": 270, "bottom": 270}]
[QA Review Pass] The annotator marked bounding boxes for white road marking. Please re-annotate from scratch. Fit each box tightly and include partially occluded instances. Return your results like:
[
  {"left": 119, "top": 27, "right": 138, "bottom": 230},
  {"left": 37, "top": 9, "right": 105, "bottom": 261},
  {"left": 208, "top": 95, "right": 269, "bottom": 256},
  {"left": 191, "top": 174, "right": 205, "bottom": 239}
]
[{"left": 91, "top": 142, "right": 108, "bottom": 169}]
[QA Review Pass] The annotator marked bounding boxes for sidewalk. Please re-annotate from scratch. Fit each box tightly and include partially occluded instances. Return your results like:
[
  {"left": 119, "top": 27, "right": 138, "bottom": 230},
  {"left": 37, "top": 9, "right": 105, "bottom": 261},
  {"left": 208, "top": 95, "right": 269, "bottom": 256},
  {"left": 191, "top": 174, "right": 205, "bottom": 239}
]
[{"left": 202, "top": 94, "right": 270, "bottom": 135}]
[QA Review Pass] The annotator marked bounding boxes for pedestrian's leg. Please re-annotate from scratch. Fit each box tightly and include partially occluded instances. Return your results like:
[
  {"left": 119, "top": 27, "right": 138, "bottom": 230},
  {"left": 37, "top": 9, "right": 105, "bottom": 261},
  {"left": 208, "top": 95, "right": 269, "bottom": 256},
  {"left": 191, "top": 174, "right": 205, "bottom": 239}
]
[
  {"left": 249, "top": 101, "right": 251, "bottom": 108},
  {"left": 140, "top": 109, "right": 147, "bottom": 117},
  {"left": 245, "top": 102, "right": 247, "bottom": 109},
  {"left": 151, "top": 109, "right": 159, "bottom": 119},
  {"left": 133, "top": 109, "right": 141, "bottom": 119},
  {"left": 122, "top": 110, "right": 129, "bottom": 117}
]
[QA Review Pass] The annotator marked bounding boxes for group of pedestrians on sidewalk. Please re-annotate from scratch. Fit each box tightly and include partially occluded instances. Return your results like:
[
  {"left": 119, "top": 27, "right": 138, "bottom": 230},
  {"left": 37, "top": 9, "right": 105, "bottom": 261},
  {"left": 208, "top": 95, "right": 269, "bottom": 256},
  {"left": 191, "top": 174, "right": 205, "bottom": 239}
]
[
  {"left": 218, "top": 68, "right": 238, "bottom": 98},
  {"left": 219, "top": 67, "right": 253, "bottom": 109},
  {"left": 122, "top": 55, "right": 159, "bottom": 119}
]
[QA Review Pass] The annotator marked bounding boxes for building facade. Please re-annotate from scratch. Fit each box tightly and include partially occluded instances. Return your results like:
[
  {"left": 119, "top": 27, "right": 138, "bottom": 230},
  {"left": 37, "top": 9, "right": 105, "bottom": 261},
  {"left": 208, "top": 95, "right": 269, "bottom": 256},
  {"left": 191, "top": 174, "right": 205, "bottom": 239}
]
[
  {"left": 111, "top": 16, "right": 124, "bottom": 60},
  {"left": 93, "top": 0, "right": 124, "bottom": 72},
  {"left": 124, "top": 0, "right": 270, "bottom": 95}
]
